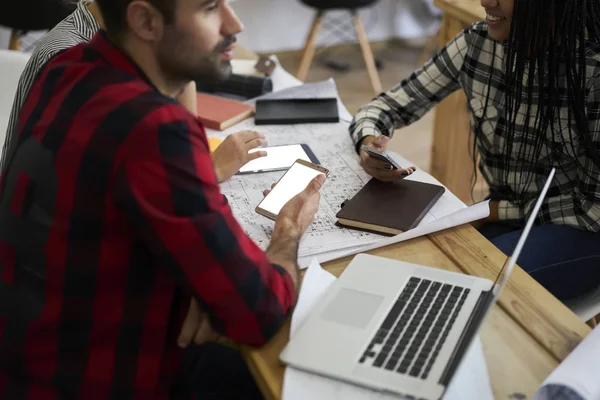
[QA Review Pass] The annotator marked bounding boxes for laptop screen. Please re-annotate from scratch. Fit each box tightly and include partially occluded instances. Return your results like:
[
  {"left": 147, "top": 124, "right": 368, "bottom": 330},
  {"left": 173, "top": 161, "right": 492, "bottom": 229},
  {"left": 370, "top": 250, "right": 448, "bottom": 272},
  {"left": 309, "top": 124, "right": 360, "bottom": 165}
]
[{"left": 490, "top": 167, "right": 556, "bottom": 296}]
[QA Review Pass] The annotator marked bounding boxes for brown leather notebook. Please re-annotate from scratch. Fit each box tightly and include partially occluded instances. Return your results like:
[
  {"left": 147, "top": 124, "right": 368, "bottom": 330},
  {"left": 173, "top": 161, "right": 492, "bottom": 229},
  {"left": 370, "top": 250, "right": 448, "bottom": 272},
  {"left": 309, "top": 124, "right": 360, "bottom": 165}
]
[
  {"left": 336, "top": 179, "right": 445, "bottom": 236},
  {"left": 196, "top": 93, "right": 255, "bottom": 131}
]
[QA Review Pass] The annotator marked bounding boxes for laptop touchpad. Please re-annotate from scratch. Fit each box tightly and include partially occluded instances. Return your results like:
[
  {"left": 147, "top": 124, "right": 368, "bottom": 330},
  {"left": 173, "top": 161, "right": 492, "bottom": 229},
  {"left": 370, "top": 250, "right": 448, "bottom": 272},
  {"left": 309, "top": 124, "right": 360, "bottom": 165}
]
[{"left": 321, "top": 288, "right": 384, "bottom": 329}]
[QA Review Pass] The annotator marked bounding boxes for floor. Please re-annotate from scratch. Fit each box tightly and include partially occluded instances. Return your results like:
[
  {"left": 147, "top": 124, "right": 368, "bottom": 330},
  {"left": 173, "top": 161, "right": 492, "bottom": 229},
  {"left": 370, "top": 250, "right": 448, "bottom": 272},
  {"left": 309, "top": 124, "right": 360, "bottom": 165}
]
[{"left": 272, "top": 41, "right": 435, "bottom": 173}]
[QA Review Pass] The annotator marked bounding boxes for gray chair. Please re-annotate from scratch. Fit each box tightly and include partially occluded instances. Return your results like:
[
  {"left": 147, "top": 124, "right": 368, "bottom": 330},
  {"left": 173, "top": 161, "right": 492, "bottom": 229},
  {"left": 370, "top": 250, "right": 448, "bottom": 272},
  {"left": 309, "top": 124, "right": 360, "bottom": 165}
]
[
  {"left": 0, "top": 1, "right": 75, "bottom": 50},
  {"left": 297, "top": 0, "right": 383, "bottom": 94}
]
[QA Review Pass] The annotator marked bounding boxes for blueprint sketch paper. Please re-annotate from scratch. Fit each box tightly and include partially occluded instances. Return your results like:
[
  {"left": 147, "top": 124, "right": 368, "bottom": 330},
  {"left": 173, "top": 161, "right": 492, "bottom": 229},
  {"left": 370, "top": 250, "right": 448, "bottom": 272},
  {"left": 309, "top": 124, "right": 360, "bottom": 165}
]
[
  {"left": 212, "top": 120, "right": 384, "bottom": 257},
  {"left": 282, "top": 259, "right": 494, "bottom": 400},
  {"left": 534, "top": 326, "right": 600, "bottom": 400},
  {"left": 205, "top": 80, "right": 467, "bottom": 260}
]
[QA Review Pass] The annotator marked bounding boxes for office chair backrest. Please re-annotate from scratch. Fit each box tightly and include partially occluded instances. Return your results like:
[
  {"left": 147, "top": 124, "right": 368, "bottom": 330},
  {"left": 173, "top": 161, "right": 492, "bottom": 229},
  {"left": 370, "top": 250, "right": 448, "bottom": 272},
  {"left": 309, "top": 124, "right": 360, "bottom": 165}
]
[
  {"left": 300, "top": 0, "right": 380, "bottom": 10},
  {"left": 0, "top": 0, "right": 76, "bottom": 32}
]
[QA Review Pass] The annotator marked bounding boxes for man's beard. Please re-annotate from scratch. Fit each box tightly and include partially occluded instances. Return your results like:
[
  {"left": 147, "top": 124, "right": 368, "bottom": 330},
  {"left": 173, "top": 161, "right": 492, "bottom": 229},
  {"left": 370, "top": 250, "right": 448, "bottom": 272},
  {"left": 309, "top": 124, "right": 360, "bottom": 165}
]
[{"left": 158, "top": 29, "right": 237, "bottom": 84}]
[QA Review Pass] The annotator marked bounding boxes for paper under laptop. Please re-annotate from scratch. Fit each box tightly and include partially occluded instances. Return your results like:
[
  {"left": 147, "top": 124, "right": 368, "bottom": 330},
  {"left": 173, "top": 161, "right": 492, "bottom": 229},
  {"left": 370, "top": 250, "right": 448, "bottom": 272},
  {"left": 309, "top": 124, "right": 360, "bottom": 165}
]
[
  {"left": 283, "top": 168, "right": 556, "bottom": 400},
  {"left": 282, "top": 259, "right": 494, "bottom": 400}
]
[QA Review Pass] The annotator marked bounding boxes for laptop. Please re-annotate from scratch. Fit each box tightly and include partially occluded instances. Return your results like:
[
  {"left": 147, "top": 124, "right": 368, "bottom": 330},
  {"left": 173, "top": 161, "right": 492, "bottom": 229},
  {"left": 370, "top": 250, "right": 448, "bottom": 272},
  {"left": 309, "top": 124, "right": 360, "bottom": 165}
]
[{"left": 280, "top": 168, "right": 556, "bottom": 400}]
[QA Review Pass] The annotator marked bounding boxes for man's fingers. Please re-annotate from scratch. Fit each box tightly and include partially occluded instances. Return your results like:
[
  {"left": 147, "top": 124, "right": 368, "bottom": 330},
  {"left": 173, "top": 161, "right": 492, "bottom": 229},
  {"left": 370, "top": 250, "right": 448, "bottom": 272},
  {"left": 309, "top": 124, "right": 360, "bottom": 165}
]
[
  {"left": 178, "top": 299, "right": 201, "bottom": 348},
  {"left": 263, "top": 183, "right": 277, "bottom": 197},
  {"left": 247, "top": 149, "right": 268, "bottom": 161},
  {"left": 193, "top": 315, "right": 218, "bottom": 345},
  {"left": 301, "top": 174, "right": 326, "bottom": 197},
  {"left": 234, "top": 130, "right": 264, "bottom": 143},
  {"left": 244, "top": 138, "right": 267, "bottom": 151}
]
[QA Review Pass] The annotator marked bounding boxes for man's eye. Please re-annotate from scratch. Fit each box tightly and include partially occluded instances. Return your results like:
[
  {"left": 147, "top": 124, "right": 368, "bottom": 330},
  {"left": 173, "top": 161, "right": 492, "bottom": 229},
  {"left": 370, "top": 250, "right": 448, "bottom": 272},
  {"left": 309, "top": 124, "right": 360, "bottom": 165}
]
[{"left": 206, "top": 2, "right": 220, "bottom": 11}]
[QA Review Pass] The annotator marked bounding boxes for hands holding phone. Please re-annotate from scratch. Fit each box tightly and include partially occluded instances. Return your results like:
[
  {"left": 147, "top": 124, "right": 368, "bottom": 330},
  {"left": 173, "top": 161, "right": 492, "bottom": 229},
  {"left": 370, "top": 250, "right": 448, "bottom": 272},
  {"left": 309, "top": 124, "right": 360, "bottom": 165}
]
[
  {"left": 261, "top": 169, "right": 327, "bottom": 287},
  {"left": 264, "top": 174, "right": 326, "bottom": 238},
  {"left": 359, "top": 136, "right": 416, "bottom": 183}
]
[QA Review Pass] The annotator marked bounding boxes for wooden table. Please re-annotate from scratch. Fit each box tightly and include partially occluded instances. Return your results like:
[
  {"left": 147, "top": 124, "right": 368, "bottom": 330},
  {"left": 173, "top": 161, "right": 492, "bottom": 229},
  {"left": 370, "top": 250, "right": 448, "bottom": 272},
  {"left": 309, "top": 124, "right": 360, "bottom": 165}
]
[
  {"left": 243, "top": 224, "right": 591, "bottom": 400},
  {"left": 429, "top": 0, "right": 486, "bottom": 203}
]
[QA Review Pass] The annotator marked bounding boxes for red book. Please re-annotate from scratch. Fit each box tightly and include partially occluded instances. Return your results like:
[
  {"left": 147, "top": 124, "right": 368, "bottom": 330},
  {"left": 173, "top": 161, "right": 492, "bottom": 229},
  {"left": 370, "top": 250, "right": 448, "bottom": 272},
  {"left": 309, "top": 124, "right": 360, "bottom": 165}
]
[{"left": 196, "top": 93, "right": 255, "bottom": 131}]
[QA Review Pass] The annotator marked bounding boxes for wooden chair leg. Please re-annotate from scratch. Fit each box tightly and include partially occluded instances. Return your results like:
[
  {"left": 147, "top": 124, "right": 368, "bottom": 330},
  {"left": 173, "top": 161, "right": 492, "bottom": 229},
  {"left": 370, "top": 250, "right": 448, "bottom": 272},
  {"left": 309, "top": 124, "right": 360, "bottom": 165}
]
[
  {"left": 9, "top": 29, "right": 21, "bottom": 51},
  {"left": 352, "top": 12, "right": 383, "bottom": 95},
  {"left": 297, "top": 11, "right": 324, "bottom": 82}
]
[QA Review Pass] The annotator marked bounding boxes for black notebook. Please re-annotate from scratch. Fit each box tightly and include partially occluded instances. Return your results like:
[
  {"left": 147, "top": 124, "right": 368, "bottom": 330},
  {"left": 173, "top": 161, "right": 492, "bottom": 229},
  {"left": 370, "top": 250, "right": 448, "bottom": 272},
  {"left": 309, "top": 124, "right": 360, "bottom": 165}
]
[
  {"left": 336, "top": 179, "right": 446, "bottom": 236},
  {"left": 254, "top": 98, "right": 339, "bottom": 125}
]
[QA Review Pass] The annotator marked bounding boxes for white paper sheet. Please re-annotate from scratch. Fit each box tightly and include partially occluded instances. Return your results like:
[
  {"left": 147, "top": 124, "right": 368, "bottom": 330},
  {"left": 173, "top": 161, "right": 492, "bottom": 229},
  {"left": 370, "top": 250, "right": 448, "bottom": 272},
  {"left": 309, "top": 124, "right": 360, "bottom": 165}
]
[
  {"left": 231, "top": 59, "right": 261, "bottom": 76},
  {"left": 283, "top": 259, "right": 494, "bottom": 400},
  {"left": 298, "top": 201, "right": 490, "bottom": 268},
  {"left": 534, "top": 326, "right": 600, "bottom": 400}
]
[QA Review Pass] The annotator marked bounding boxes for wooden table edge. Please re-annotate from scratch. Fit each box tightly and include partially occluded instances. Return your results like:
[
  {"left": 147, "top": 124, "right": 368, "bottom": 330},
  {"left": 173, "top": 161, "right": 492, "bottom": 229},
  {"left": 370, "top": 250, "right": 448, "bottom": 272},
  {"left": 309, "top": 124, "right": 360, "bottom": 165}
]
[{"left": 242, "top": 223, "right": 590, "bottom": 400}]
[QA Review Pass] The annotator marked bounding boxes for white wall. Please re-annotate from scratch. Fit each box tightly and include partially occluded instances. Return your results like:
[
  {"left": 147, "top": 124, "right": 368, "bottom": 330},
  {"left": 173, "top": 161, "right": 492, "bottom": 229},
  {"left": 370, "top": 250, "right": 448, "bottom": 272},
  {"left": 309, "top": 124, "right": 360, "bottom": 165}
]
[{"left": 0, "top": 0, "right": 442, "bottom": 53}]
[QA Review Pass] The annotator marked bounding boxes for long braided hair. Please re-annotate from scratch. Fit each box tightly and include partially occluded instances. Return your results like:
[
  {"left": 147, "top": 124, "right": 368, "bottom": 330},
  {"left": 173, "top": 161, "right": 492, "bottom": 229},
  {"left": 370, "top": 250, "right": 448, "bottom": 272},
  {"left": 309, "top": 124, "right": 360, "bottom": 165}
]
[{"left": 475, "top": 0, "right": 600, "bottom": 204}]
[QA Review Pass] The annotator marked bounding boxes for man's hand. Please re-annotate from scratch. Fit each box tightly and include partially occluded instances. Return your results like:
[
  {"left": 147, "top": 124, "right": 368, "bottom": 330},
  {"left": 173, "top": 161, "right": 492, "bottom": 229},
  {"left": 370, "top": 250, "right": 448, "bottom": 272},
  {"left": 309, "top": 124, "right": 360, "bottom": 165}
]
[
  {"left": 178, "top": 298, "right": 227, "bottom": 348},
  {"left": 264, "top": 175, "right": 327, "bottom": 287},
  {"left": 212, "top": 131, "right": 268, "bottom": 182},
  {"left": 359, "top": 136, "right": 416, "bottom": 183},
  {"left": 277, "top": 175, "right": 325, "bottom": 236}
]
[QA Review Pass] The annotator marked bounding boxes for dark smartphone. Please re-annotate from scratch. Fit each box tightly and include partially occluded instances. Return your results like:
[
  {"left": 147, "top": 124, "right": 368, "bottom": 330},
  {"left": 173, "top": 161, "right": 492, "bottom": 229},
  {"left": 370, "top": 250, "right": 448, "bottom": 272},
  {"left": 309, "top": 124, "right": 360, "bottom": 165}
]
[{"left": 360, "top": 145, "right": 402, "bottom": 169}]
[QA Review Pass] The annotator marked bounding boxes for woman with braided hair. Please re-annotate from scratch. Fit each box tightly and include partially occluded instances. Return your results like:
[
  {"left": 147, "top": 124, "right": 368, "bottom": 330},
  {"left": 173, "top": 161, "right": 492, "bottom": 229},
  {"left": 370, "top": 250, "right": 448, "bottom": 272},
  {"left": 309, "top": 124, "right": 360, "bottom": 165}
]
[{"left": 351, "top": 0, "right": 600, "bottom": 301}]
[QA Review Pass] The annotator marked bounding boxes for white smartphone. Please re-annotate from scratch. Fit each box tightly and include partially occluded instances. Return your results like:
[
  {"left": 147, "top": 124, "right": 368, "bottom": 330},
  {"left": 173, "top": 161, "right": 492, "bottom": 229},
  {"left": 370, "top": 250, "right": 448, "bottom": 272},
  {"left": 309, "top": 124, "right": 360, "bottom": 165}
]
[
  {"left": 255, "top": 159, "right": 329, "bottom": 220},
  {"left": 239, "top": 144, "right": 320, "bottom": 174}
]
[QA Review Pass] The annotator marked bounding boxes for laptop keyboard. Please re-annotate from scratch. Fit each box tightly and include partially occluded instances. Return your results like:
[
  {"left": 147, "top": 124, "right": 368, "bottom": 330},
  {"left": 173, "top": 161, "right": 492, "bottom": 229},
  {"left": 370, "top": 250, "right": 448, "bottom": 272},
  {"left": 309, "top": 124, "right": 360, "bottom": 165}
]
[{"left": 358, "top": 277, "right": 469, "bottom": 380}]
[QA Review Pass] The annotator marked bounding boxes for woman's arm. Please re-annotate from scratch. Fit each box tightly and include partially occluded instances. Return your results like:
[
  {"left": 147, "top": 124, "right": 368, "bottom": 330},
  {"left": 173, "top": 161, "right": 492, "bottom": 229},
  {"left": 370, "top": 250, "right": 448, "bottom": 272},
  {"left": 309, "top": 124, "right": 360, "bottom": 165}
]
[{"left": 349, "top": 26, "right": 472, "bottom": 152}]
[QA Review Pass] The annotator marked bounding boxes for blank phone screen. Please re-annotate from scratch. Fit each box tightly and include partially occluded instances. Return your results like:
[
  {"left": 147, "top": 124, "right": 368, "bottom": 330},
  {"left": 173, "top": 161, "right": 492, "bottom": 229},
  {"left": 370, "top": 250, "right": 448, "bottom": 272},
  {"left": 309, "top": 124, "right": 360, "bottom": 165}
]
[
  {"left": 257, "top": 162, "right": 324, "bottom": 217},
  {"left": 240, "top": 144, "right": 312, "bottom": 173}
]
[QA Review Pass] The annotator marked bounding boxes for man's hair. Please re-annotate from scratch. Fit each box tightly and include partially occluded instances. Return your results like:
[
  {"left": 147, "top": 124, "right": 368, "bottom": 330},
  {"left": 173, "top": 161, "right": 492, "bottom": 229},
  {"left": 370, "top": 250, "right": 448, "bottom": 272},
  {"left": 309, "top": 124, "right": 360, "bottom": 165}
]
[
  {"left": 95, "top": 0, "right": 176, "bottom": 35},
  {"left": 472, "top": 0, "right": 600, "bottom": 203}
]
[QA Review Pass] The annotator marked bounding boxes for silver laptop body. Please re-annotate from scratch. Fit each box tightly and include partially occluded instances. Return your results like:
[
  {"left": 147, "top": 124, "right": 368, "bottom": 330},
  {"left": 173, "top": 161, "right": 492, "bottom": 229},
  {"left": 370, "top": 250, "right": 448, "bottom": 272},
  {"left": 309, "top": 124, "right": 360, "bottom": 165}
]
[{"left": 280, "top": 168, "right": 556, "bottom": 400}]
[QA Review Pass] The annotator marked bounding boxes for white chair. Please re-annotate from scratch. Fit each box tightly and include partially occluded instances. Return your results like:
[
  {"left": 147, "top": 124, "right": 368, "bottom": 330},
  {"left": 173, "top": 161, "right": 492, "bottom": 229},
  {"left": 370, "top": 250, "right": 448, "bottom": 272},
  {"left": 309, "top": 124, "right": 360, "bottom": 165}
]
[
  {"left": 565, "top": 286, "right": 600, "bottom": 328},
  {"left": 0, "top": 49, "right": 30, "bottom": 153}
]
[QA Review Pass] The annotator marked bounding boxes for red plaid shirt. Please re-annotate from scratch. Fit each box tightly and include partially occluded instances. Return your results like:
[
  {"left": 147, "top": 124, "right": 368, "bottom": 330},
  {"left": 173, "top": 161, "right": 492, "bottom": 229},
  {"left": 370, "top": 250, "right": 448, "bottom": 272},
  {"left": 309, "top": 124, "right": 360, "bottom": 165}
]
[{"left": 0, "top": 32, "right": 296, "bottom": 399}]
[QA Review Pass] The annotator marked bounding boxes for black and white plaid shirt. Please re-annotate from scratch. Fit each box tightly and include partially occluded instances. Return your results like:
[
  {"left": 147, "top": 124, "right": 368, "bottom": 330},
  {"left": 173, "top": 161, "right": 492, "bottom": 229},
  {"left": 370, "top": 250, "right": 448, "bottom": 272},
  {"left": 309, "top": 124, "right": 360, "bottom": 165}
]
[
  {"left": 350, "top": 22, "right": 600, "bottom": 232},
  {"left": 1, "top": 0, "right": 99, "bottom": 169}
]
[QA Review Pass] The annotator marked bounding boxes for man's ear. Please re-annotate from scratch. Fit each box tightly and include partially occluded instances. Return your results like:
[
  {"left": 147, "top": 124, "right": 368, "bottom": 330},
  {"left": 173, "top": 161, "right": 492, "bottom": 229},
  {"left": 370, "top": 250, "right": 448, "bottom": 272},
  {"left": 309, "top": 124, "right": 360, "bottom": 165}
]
[{"left": 126, "top": 0, "right": 164, "bottom": 42}]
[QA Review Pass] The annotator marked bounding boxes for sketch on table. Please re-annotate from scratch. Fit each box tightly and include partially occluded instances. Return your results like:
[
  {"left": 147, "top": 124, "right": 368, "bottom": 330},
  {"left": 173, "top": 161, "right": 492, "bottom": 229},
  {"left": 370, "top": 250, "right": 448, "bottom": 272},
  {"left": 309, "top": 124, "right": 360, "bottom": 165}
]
[
  {"left": 218, "top": 121, "right": 383, "bottom": 258},
  {"left": 206, "top": 81, "right": 468, "bottom": 261}
]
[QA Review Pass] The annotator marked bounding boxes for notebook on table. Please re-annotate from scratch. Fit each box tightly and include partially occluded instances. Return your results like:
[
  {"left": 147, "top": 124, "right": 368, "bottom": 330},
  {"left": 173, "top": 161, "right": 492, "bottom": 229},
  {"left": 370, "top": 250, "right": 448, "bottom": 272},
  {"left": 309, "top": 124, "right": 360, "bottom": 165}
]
[
  {"left": 196, "top": 92, "right": 255, "bottom": 130},
  {"left": 336, "top": 178, "right": 445, "bottom": 236},
  {"left": 254, "top": 98, "right": 339, "bottom": 125}
]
